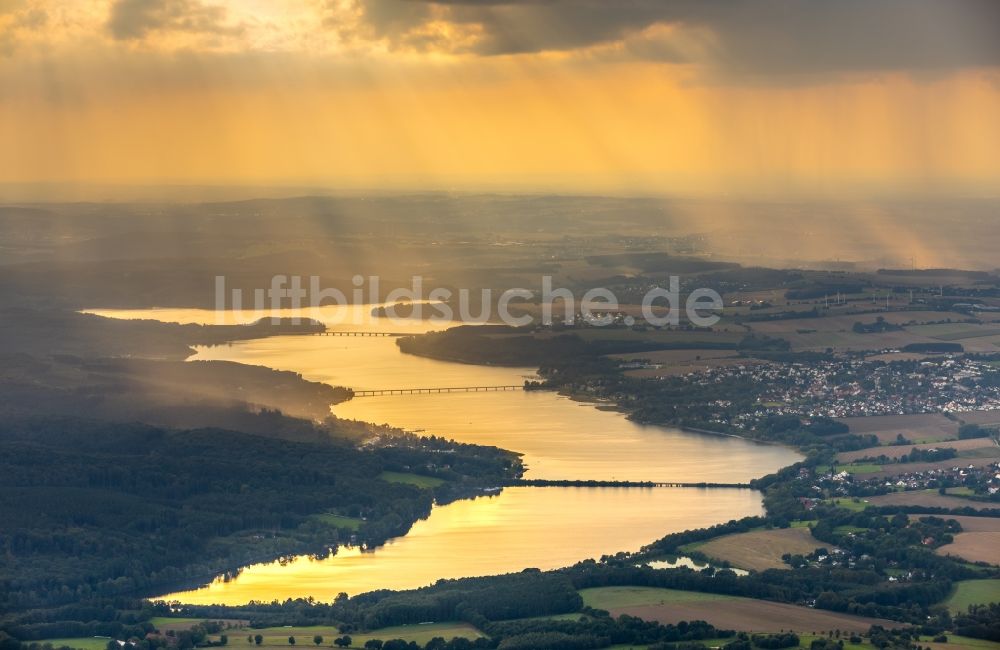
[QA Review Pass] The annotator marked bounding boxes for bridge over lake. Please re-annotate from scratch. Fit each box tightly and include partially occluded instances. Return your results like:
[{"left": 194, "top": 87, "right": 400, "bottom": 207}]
[
  {"left": 507, "top": 479, "right": 753, "bottom": 489},
  {"left": 352, "top": 385, "right": 526, "bottom": 397},
  {"left": 313, "top": 330, "right": 408, "bottom": 337}
]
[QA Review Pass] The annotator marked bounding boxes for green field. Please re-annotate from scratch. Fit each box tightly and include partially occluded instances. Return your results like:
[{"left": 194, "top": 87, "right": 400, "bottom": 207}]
[
  {"left": 922, "top": 635, "right": 1000, "bottom": 650},
  {"left": 45, "top": 629, "right": 999, "bottom": 650},
  {"left": 33, "top": 638, "right": 113, "bottom": 650},
  {"left": 798, "top": 635, "right": 868, "bottom": 650},
  {"left": 580, "top": 586, "right": 732, "bottom": 609},
  {"left": 222, "top": 623, "right": 482, "bottom": 648},
  {"left": 824, "top": 498, "right": 870, "bottom": 512},
  {"left": 149, "top": 617, "right": 210, "bottom": 628},
  {"left": 906, "top": 323, "right": 1000, "bottom": 340},
  {"left": 957, "top": 447, "right": 1000, "bottom": 459},
  {"left": 312, "top": 514, "right": 364, "bottom": 530},
  {"left": 945, "top": 579, "right": 1000, "bottom": 614},
  {"left": 148, "top": 617, "right": 242, "bottom": 633},
  {"left": 377, "top": 471, "right": 445, "bottom": 488}
]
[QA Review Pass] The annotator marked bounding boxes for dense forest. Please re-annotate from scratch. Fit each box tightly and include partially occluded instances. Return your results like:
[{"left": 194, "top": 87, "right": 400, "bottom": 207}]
[
  {"left": 394, "top": 325, "right": 778, "bottom": 368},
  {"left": 0, "top": 416, "right": 519, "bottom": 615}
]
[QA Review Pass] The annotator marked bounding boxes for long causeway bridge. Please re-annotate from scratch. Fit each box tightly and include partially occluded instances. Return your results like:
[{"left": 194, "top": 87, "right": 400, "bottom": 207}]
[
  {"left": 313, "top": 330, "right": 408, "bottom": 337},
  {"left": 352, "top": 385, "right": 525, "bottom": 397},
  {"left": 507, "top": 479, "right": 752, "bottom": 489}
]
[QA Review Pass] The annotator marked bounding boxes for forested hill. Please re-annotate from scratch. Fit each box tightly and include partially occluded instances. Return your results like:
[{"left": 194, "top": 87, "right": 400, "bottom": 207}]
[
  {"left": 0, "top": 309, "right": 356, "bottom": 437},
  {"left": 0, "top": 308, "right": 325, "bottom": 360},
  {"left": 0, "top": 416, "right": 520, "bottom": 616}
]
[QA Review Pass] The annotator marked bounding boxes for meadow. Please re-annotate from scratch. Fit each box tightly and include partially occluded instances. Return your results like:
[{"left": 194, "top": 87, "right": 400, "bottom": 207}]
[
  {"left": 944, "top": 579, "right": 1000, "bottom": 614},
  {"left": 377, "top": 471, "right": 446, "bottom": 489},
  {"left": 579, "top": 587, "right": 894, "bottom": 634},
  {"left": 683, "top": 527, "right": 825, "bottom": 572}
]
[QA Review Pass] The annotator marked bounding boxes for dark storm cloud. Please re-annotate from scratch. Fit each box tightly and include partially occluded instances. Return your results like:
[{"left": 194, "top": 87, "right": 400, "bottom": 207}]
[
  {"left": 356, "top": 0, "right": 1000, "bottom": 76},
  {"left": 107, "top": 0, "right": 241, "bottom": 40}
]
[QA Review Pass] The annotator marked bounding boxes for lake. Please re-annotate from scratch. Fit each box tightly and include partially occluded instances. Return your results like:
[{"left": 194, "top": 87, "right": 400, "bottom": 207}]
[{"left": 86, "top": 307, "right": 801, "bottom": 604}]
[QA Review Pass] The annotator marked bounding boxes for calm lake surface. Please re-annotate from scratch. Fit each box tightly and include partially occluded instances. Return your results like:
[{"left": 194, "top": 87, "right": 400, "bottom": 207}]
[{"left": 87, "top": 307, "right": 801, "bottom": 604}]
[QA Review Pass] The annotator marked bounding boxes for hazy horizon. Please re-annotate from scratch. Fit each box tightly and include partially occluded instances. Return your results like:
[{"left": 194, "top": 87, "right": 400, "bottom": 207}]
[{"left": 2, "top": 1, "right": 999, "bottom": 196}]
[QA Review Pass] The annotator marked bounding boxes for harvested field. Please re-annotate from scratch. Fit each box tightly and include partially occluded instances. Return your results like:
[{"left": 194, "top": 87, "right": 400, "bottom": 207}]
[
  {"left": 907, "top": 323, "right": 1000, "bottom": 340},
  {"left": 836, "top": 438, "right": 999, "bottom": 464},
  {"left": 581, "top": 586, "right": 898, "bottom": 633},
  {"left": 934, "top": 515, "right": 1000, "bottom": 532},
  {"left": 865, "top": 352, "right": 932, "bottom": 362},
  {"left": 611, "top": 349, "right": 739, "bottom": 363},
  {"left": 745, "top": 312, "right": 975, "bottom": 351},
  {"left": 930, "top": 516, "right": 1000, "bottom": 565},
  {"left": 937, "top": 531, "right": 1000, "bottom": 566},
  {"left": 952, "top": 334, "right": 1000, "bottom": 353},
  {"left": 834, "top": 413, "right": 959, "bottom": 444},
  {"left": 958, "top": 410, "right": 1000, "bottom": 427},
  {"left": 750, "top": 312, "right": 968, "bottom": 332},
  {"left": 867, "top": 490, "right": 999, "bottom": 512},
  {"left": 692, "top": 527, "right": 826, "bottom": 572},
  {"left": 766, "top": 329, "right": 931, "bottom": 352}
]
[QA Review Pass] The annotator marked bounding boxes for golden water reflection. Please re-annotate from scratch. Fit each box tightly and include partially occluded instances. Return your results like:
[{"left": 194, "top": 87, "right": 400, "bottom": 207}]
[
  {"left": 161, "top": 486, "right": 764, "bottom": 604},
  {"left": 88, "top": 307, "right": 800, "bottom": 604}
]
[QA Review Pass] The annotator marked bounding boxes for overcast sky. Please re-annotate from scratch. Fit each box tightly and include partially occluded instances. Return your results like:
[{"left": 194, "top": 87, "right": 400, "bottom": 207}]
[{"left": 1, "top": 0, "right": 999, "bottom": 195}]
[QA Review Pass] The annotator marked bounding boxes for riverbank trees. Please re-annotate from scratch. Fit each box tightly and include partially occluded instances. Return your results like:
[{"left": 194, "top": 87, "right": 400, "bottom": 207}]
[{"left": 0, "top": 416, "right": 519, "bottom": 617}]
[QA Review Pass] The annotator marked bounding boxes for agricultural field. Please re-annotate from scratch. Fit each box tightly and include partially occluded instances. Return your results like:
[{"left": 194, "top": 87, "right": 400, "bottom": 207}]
[
  {"left": 944, "top": 579, "right": 1000, "bottom": 614},
  {"left": 834, "top": 413, "right": 960, "bottom": 445},
  {"left": 744, "top": 312, "right": 964, "bottom": 352},
  {"left": 149, "top": 618, "right": 247, "bottom": 633},
  {"left": 580, "top": 586, "right": 731, "bottom": 609},
  {"left": 377, "top": 471, "right": 445, "bottom": 488},
  {"left": 796, "top": 634, "right": 868, "bottom": 650},
  {"left": 216, "top": 623, "right": 482, "bottom": 648},
  {"left": 756, "top": 328, "right": 929, "bottom": 353},
  {"left": 611, "top": 349, "right": 740, "bottom": 364},
  {"left": 31, "top": 638, "right": 113, "bottom": 650},
  {"left": 906, "top": 323, "right": 1000, "bottom": 341},
  {"left": 937, "top": 515, "right": 1000, "bottom": 532},
  {"left": 921, "top": 634, "right": 1000, "bottom": 650},
  {"left": 579, "top": 586, "right": 897, "bottom": 634},
  {"left": 864, "top": 352, "right": 932, "bottom": 362},
  {"left": 685, "top": 527, "right": 826, "bottom": 572},
  {"left": 900, "top": 317, "right": 1000, "bottom": 350},
  {"left": 955, "top": 335, "right": 1000, "bottom": 353},
  {"left": 836, "top": 437, "right": 1000, "bottom": 464},
  {"left": 936, "top": 517, "right": 1000, "bottom": 566},
  {"left": 312, "top": 514, "right": 364, "bottom": 531},
  {"left": 566, "top": 328, "right": 746, "bottom": 345},
  {"left": 750, "top": 312, "right": 967, "bottom": 332},
  {"left": 866, "top": 490, "right": 998, "bottom": 511},
  {"left": 958, "top": 411, "right": 1000, "bottom": 427},
  {"left": 825, "top": 498, "right": 870, "bottom": 512}
]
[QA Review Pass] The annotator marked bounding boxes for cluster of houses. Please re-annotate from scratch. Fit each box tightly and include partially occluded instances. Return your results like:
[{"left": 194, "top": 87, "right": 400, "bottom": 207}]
[
  {"left": 675, "top": 354, "right": 1000, "bottom": 426},
  {"left": 803, "top": 461, "right": 1000, "bottom": 500},
  {"left": 851, "top": 460, "right": 1000, "bottom": 496}
]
